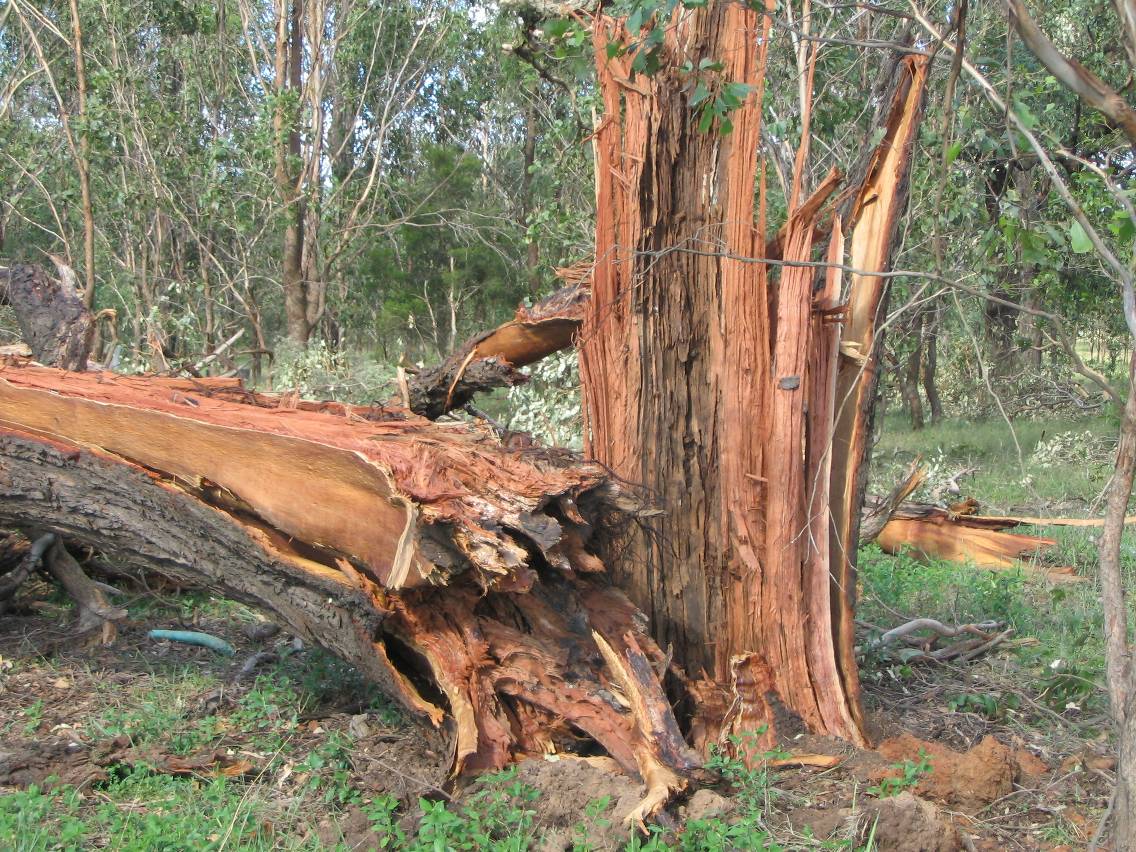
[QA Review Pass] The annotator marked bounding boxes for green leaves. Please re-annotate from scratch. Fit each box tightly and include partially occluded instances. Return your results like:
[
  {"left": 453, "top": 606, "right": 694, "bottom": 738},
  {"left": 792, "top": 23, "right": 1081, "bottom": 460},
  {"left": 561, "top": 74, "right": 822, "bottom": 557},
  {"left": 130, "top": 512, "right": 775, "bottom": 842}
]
[
  {"left": 1069, "top": 220, "right": 1093, "bottom": 253},
  {"left": 684, "top": 69, "right": 751, "bottom": 136}
]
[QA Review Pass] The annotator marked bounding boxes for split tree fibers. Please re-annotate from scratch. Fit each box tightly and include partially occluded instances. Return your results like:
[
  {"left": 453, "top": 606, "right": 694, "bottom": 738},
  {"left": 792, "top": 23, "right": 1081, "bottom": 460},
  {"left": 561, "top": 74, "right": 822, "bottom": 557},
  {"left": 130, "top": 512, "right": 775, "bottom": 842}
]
[{"left": 580, "top": 3, "right": 928, "bottom": 752}]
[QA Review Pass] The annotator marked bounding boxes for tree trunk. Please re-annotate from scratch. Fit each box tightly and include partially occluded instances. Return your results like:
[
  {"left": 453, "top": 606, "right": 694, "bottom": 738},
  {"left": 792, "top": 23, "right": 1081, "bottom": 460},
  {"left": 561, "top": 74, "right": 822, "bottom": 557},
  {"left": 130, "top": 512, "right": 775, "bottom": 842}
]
[
  {"left": 581, "top": 5, "right": 928, "bottom": 750},
  {"left": 276, "top": 0, "right": 311, "bottom": 345},
  {"left": 922, "top": 299, "right": 944, "bottom": 423},
  {"left": 0, "top": 264, "right": 94, "bottom": 370},
  {"left": 0, "top": 361, "right": 696, "bottom": 820},
  {"left": 1099, "top": 352, "right": 1136, "bottom": 848},
  {"left": 67, "top": 0, "right": 96, "bottom": 309},
  {"left": 522, "top": 98, "right": 541, "bottom": 294},
  {"left": 901, "top": 313, "right": 925, "bottom": 431}
]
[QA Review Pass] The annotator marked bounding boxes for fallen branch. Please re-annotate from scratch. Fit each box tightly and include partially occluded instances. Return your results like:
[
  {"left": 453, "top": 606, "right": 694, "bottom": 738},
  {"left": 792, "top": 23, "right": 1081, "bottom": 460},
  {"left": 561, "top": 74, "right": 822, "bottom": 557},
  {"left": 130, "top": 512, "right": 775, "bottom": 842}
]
[
  {"left": 873, "top": 501, "right": 1081, "bottom": 581},
  {"left": 407, "top": 281, "right": 587, "bottom": 418},
  {"left": 858, "top": 617, "right": 1014, "bottom": 663},
  {"left": 860, "top": 458, "right": 926, "bottom": 545},
  {"left": 42, "top": 538, "right": 127, "bottom": 642},
  {"left": 190, "top": 329, "right": 245, "bottom": 374},
  {"left": 865, "top": 618, "right": 1003, "bottom": 650}
]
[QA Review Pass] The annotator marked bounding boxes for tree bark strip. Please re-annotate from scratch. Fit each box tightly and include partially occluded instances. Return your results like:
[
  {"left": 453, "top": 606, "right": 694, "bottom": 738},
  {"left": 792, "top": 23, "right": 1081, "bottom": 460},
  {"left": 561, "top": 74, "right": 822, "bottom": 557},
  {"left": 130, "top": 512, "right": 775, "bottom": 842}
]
[{"left": 827, "top": 55, "right": 930, "bottom": 736}]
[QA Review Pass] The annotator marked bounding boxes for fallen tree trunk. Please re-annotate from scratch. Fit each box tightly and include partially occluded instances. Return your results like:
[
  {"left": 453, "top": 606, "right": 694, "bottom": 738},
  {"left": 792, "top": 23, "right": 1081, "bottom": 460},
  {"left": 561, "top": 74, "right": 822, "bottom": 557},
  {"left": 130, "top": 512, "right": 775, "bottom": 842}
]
[
  {"left": 872, "top": 501, "right": 1087, "bottom": 582},
  {"left": 0, "top": 360, "right": 696, "bottom": 818}
]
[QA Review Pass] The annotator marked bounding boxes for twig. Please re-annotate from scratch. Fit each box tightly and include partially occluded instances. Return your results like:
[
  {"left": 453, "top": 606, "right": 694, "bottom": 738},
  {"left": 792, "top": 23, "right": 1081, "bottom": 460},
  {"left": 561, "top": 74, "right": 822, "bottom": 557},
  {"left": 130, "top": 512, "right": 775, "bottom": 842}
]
[
  {"left": 0, "top": 532, "right": 55, "bottom": 602},
  {"left": 463, "top": 402, "right": 509, "bottom": 437},
  {"left": 1088, "top": 786, "right": 1115, "bottom": 852}
]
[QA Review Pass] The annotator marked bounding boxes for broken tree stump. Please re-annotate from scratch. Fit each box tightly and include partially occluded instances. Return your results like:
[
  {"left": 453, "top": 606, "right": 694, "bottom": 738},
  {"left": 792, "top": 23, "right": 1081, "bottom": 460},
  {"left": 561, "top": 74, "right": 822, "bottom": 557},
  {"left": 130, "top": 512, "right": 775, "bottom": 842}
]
[
  {"left": 0, "top": 360, "right": 697, "bottom": 816},
  {"left": 0, "top": 263, "right": 94, "bottom": 370}
]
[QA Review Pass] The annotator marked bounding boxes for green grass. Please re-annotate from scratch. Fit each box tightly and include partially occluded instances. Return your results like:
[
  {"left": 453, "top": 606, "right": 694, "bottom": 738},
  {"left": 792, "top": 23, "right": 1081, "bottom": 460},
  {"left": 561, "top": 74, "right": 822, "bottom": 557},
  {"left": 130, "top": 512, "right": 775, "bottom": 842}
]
[
  {"left": 861, "top": 409, "right": 1136, "bottom": 723},
  {"left": 858, "top": 546, "right": 1108, "bottom": 714},
  {"left": 872, "top": 412, "right": 1121, "bottom": 511}
]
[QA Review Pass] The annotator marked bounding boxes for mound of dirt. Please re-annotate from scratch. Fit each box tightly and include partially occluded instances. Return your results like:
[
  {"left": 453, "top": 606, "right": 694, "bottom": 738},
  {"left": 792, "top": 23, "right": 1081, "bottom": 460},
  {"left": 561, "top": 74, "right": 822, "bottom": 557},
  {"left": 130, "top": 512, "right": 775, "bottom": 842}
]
[
  {"left": 792, "top": 792, "right": 961, "bottom": 852},
  {"left": 875, "top": 733, "right": 1047, "bottom": 813},
  {"left": 510, "top": 756, "right": 645, "bottom": 851}
]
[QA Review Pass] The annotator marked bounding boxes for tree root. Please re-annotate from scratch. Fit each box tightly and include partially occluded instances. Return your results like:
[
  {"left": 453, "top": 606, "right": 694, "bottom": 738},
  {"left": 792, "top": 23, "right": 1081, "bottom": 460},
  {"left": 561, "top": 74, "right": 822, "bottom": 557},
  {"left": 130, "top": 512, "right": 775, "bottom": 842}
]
[{"left": 41, "top": 537, "right": 127, "bottom": 642}]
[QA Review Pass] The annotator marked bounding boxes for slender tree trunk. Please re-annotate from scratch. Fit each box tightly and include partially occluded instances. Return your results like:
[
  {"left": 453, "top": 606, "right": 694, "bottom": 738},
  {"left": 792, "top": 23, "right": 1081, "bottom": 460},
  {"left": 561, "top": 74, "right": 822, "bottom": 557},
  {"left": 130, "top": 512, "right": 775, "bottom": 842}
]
[
  {"left": 1100, "top": 352, "right": 1136, "bottom": 847},
  {"left": 984, "top": 292, "right": 1019, "bottom": 376},
  {"left": 522, "top": 99, "right": 540, "bottom": 294},
  {"left": 276, "top": 0, "right": 310, "bottom": 345},
  {"left": 922, "top": 299, "right": 944, "bottom": 423},
  {"left": 68, "top": 0, "right": 96, "bottom": 309},
  {"left": 902, "top": 342, "right": 925, "bottom": 430}
]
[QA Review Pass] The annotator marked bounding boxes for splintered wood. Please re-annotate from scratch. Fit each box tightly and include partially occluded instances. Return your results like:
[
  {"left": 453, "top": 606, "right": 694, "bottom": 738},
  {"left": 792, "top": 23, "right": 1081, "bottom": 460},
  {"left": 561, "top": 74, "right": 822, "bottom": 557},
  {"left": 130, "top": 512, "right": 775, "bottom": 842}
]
[
  {"left": 407, "top": 281, "right": 588, "bottom": 419},
  {"left": 0, "top": 360, "right": 698, "bottom": 810},
  {"left": 581, "top": 0, "right": 928, "bottom": 756}
]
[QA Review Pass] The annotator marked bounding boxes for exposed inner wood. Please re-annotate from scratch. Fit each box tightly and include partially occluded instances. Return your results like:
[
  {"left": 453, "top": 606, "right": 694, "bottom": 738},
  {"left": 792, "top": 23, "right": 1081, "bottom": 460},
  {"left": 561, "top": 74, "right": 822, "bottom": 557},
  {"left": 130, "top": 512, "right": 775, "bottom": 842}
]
[
  {"left": 0, "top": 360, "right": 697, "bottom": 813},
  {"left": 826, "top": 55, "right": 931, "bottom": 739}
]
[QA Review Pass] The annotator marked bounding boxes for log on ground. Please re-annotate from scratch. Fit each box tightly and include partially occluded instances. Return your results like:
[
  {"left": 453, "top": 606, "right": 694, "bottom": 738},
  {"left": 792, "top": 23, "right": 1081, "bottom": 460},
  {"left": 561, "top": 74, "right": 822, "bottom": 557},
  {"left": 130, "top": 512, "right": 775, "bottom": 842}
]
[
  {"left": 0, "top": 360, "right": 697, "bottom": 815},
  {"left": 874, "top": 501, "right": 1085, "bottom": 581}
]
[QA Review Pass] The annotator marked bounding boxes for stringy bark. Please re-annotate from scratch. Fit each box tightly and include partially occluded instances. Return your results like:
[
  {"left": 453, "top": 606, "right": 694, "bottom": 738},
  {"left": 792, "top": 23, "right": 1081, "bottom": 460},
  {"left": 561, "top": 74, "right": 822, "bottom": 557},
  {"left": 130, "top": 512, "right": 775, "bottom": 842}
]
[{"left": 580, "top": 4, "right": 929, "bottom": 752}]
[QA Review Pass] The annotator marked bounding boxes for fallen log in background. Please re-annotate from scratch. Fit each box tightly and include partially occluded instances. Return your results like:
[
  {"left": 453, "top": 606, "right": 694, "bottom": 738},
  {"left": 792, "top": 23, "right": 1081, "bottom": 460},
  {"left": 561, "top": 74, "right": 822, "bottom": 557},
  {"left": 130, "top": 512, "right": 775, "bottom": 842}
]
[
  {"left": 0, "top": 360, "right": 697, "bottom": 819},
  {"left": 873, "top": 502, "right": 1084, "bottom": 582},
  {"left": 407, "top": 281, "right": 588, "bottom": 419}
]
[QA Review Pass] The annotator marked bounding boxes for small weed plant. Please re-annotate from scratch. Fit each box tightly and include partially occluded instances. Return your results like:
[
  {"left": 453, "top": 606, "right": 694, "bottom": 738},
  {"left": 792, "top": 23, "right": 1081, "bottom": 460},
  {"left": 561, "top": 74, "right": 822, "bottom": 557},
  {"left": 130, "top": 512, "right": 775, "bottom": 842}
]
[{"left": 867, "top": 749, "right": 931, "bottom": 798}]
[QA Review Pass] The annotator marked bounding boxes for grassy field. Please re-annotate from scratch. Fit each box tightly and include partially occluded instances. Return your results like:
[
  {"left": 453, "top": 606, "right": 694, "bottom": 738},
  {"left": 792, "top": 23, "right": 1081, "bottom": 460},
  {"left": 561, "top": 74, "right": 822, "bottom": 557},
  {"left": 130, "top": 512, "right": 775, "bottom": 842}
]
[{"left": 0, "top": 409, "right": 1126, "bottom": 850}]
